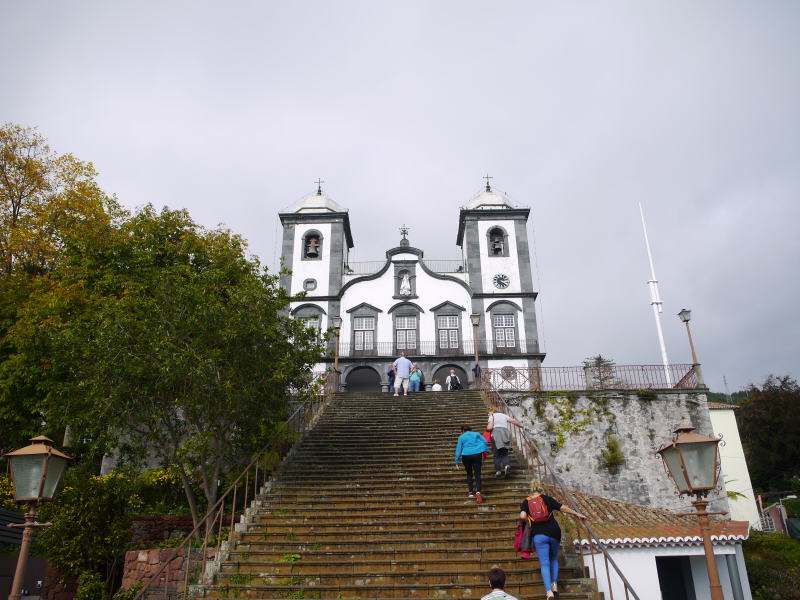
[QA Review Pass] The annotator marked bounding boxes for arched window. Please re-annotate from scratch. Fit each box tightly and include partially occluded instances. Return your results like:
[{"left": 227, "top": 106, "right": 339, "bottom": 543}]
[
  {"left": 302, "top": 230, "right": 323, "bottom": 260},
  {"left": 486, "top": 227, "right": 509, "bottom": 257},
  {"left": 487, "top": 300, "right": 521, "bottom": 353}
]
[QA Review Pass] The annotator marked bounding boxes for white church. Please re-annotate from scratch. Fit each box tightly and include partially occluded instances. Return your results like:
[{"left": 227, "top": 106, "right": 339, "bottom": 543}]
[{"left": 279, "top": 181, "right": 544, "bottom": 391}]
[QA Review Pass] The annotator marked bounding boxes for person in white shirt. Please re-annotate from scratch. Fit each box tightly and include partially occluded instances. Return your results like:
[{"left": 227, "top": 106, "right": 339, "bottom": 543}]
[
  {"left": 431, "top": 378, "right": 443, "bottom": 391},
  {"left": 487, "top": 409, "right": 522, "bottom": 478},
  {"left": 445, "top": 369, "right": 462, "bottom": 390},
  {"left": 392, "top": 352, "right": 413, "bottom": 397},
  {"left": 480, "top": 567, "right": 518, "bottom": 600}
]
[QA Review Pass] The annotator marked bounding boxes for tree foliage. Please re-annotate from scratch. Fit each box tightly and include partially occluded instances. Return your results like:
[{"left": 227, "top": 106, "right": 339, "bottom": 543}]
[
  {"left": 1, "top": 125, "right": 325, "bottom": 530},
  {"left": 0, "top": 123, "right": 112, "bottom": 452},
  {"left": 582, "top": 355, "right": 620, "bottom": 390},
  {"left": 738, "top": 375, "right": 800, "bottom": 491},
  {"left": 743, "top": 530, "right": 800, "bottom": 600}
]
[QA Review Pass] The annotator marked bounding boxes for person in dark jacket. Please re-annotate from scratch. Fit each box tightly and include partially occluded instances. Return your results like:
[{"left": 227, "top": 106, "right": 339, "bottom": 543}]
[
  {"left": 454, "top": 424, "right": 489, "bottom": 503},
  {"left": 519, "top": 479, "right": 586, "bottom": 599}
]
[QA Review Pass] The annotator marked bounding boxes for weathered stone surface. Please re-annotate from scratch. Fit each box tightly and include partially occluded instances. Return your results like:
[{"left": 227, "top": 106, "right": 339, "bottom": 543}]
[{"left": 503, "top": 389, "right": 730, "bottom": 513}]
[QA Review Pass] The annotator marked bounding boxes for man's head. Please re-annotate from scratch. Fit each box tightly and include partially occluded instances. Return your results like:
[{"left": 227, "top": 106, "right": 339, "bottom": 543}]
[
  {"left": 450, "top": 369, "right": 455, "bottom": 374},
  {"left": 487, "top": 567, "right": 506, "bottom": 590},
  {"left": 400, "top": 352, "right": 406, "bottom": 358}
]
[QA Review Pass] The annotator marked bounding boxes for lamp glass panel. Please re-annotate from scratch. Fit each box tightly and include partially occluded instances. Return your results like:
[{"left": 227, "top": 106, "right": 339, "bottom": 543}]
[
  {"left": 41, "top": 456, "right": 68, "bottom": 500},
  {"left": 660, "top": 446, "right": 690, "bottom": 493},
  {"left": 679, "top": 441, "right": 718, "bottom": 490},
  {"left": 10, "top": 454, "right": 45, "bottom": 500}
]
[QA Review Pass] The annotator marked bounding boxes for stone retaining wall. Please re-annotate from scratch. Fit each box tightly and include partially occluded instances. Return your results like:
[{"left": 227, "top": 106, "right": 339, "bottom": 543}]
[
  {"left": 502, "top": 389, "right": 730, "bottom": 514},
  {"left": 120, "top": 547, "right": 217, "bottom": 594}
]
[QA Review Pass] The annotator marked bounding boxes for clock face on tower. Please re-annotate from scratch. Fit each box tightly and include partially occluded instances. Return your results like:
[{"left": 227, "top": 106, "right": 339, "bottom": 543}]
[{"left": 492, "top": 273, "right": 510, "bottom": 289}]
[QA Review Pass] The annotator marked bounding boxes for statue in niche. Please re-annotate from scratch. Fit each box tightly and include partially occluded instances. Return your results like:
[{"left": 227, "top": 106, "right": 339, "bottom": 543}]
[{"left": 399, "top": 272, "right": 412, "bottom": 296}]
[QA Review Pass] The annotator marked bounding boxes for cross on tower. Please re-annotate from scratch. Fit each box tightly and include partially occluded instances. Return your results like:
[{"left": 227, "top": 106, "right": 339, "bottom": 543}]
[
  {"left": 483, "top": 174, "right": 493, "bottom": 192},
  {"left": 399, "top": 224, "right": 409, "bottom": 240},
  {"left": 315, "top": 178, "right": 325, "bottom": 195}
]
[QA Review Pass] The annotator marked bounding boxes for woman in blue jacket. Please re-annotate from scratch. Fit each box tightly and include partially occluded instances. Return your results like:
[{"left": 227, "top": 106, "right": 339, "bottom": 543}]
[{"left": 454, "top": 424, "right": 489, "bottom": 503}]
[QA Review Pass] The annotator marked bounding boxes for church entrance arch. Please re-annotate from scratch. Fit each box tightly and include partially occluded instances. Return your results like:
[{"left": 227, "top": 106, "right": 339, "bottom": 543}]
[
  {"left": 433, "top": 365, "right": 468, "bottom": 390},
  {"left": 345, "top": 366, "right": 382, "bottom": 392}
]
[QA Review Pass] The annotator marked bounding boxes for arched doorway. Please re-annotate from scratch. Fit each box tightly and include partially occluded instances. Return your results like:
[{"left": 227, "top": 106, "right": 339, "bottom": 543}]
[
  {"left": 345, "top": 366, "right": 382, "bottom": 392},
  {"left": 433, "top": 365, "right": 468, "bottom": 390}
]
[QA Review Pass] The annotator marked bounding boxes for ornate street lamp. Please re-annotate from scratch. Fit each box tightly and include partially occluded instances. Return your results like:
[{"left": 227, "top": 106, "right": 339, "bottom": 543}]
[
  {"left": 4, "top": 436, "right": 71, "bottom": 600},
  {"left": 331, "top": 315, "right": 343, "bottom": 373},
  {"left": 677, "top": 308, "right": 704, "bottom": 386},
  {"left": 469, "top": 313, "right": 481, "bottom": 383},
  {"left": 655, "top": 426, "right": 724, "bottom": 600}
]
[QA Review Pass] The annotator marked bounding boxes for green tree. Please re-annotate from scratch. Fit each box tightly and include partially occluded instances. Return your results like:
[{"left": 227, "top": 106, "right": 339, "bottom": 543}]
[
  {"left": 582, "top": 355, "right": 619, "bottom": 390},
  {"left": 7, "top": 205, "right": 324, "bottom": 527},
  {"left": 0, "top": 123, "right": 111, "bottom": 454},
  {"left": 738, "top": 375, "right": 800, "bottom": 491}
]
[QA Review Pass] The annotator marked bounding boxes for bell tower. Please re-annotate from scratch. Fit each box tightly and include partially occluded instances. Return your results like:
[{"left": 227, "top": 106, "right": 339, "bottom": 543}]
[
  {"left": 279, "top": 183, "right": 353, "bottom": 327},
  {"left": 456, "top": 180, "right": 543, "bottom": 363}
]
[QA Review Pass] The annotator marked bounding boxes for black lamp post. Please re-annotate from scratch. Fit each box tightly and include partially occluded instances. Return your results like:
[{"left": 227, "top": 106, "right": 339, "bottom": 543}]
[
  {"left": 4, "top": 436, "right": 70, "bottom": 600},
  {"left": 677, "top": 308, "right": 705, "bottom": 386},
  {"left": 470, "top": 312, "right": 481, "bottom": 365},
  {"left": 331, "top": 315, "right": 343, "bottom": 373},
  {"left": 655, "top": 426, "right": 724, "bottom": 600}
]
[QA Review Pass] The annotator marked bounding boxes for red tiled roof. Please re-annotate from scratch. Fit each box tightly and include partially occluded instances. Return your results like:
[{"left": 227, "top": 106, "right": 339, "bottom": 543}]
[
  {"left": 707, "top": 402, "right": 738, "bottom": 410},
  {"left": 560, "top": 489, "right": 750, "bottom": 548}
]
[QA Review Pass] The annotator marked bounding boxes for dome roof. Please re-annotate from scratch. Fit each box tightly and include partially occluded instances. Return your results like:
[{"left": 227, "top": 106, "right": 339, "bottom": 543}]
[
  {"left": 464, "top": 189, "right": 513, "bottom": 210},
  {"left": 288, "top": 191, "right": 345, "bottom": 214}
]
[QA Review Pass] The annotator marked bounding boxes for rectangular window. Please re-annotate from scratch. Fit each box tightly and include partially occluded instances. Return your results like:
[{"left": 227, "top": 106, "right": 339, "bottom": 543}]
[
  {"left": 301, "top": 315, "right": 321, "bottom": 338},
  {"left": 354, "top": 317, "right": 375, "bottom": 350},
  {"left": 437, "top": 315, "right": 459, "bottom": 349},
  {"left": 395, "top": 315, "right": 417, "bottom": 349},
  {"left": 493, "top": 314, "right": 516, "bottom": 348}
]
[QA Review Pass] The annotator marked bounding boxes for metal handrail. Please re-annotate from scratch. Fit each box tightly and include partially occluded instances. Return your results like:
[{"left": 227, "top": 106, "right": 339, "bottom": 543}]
[
  {"left": 480, "top": 372, "right": 641, "bottom": 600},
  {"left": 131, "top": 370, "right": 340, "bottom": 600}
]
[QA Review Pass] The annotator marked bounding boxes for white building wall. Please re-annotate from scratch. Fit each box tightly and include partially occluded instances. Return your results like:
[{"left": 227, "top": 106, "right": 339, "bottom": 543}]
[
  {"left": 582, "top": 544, "right": 750, "bottom": 600},
  {"left": 290, "top": 222, "right": 332, "bottom": 296},
  {"left": 338, "top": 258, "right": 472, "bottom": 348},
  {"left": 709, "top": 408, "right": 760, "bottom": 528},
  {"left": 477, "top": 220, "right": 522, "bottom": 293}
]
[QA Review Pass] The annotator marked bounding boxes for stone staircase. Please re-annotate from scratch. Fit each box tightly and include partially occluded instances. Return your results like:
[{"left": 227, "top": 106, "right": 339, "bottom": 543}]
[{"left": 198, "top": 391, "right": 598, "bottom": 599}]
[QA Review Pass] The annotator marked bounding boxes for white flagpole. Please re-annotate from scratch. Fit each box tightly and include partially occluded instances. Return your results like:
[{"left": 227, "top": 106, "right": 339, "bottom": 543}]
[{"left": 639, "top": 203, "right": 672, "bottom": 386}]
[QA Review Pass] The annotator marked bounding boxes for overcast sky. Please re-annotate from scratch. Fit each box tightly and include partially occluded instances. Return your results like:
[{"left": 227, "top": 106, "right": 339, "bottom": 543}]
[{"left": 3, "top": 1, "right": 798, "bottom": 392}]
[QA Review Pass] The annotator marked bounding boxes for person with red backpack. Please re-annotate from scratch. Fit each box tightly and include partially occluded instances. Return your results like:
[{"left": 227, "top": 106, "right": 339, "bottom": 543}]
[{"left": 518, "top": 480, "right": 586, "bottom": 599}]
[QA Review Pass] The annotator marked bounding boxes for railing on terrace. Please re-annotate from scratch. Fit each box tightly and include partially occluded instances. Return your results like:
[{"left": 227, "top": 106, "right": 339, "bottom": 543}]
[
  {"left": 482, "top": 363, "right": 699, "bottom": 391},
  {"left": 343, "top": 259, "right": 466, "bottom": 275},
  {"left": 334, "top": 339, "right": 539, "bottom": 358},
  {"left": 479, "top": 373, "right": 641, "bottom": 600},
  {"left": 132, "top": 370, "right": 340, "bottom": 600}
]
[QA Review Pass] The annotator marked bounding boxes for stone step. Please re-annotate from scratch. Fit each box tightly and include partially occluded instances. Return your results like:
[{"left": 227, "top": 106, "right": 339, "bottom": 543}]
[
  {"left": 225, "top": 548, "right": 523, "bottom": 563},
  {"left": 198, "top": 581, "right": 595, "bottom": 599},
  {"left": 213, "top": 565, "right": 585, "bottom": 587},
  {"left": 235, "top": 524, "right": 530, "bottom": 542},
  {"left": 232, "top": 537, "right": 518, "bottom": 553},
  {"left": 217, "top": 559, "right": 582, "bottom": 578},
  {"left": 256, "top": 498, "right": 526, "bottom": 514}
]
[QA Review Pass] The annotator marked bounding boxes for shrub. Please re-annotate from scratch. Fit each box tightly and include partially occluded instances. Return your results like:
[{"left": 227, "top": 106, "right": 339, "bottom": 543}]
[
  {"left": 743, "top": 530, "right": 800, "bottom": 600},
  {"left": 75, "top": 571, "right": 109, "bottom": 600},
  {"left": 112, "top": 583, "right": 142, "bottom": 600},
  {"left": 599, "top": 435, "right": 625, "bottom": 471}
]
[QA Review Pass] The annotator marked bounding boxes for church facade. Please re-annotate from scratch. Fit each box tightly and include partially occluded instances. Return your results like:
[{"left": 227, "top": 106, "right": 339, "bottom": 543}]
[{"left": 279, "top": 183, "right": 545, "bottom": 391}]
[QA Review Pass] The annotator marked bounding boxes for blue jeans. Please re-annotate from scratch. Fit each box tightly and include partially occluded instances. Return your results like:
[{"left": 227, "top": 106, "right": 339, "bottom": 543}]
[
  {"left": 533, "top": 534, "right": 560, "bottom": 591},
  {"left": 409, "top": 380, "right": 421, "bottom": 392}
]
